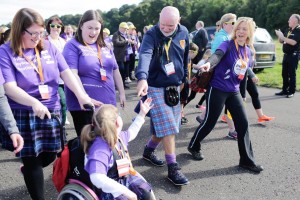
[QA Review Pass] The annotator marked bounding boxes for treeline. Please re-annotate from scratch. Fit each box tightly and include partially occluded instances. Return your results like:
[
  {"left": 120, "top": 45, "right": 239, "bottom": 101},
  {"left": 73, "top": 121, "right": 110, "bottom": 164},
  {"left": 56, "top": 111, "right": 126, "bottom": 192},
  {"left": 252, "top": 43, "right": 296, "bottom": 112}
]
[{"left": 5, "top": 0, "right": 300, "bottom": 34}]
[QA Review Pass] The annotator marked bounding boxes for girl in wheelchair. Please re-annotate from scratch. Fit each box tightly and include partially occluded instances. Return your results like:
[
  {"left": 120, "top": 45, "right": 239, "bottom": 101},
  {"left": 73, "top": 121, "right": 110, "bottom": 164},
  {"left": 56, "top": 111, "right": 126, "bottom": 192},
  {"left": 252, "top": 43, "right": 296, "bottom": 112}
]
[{"left": 80, "top": 98, "right": 154, "bottom": 200}]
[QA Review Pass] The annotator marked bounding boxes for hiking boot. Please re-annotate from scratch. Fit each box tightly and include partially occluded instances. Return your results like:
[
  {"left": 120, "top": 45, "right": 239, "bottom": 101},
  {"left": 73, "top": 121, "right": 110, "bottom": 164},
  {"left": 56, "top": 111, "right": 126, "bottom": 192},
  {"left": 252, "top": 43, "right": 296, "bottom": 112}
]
[
  {"left": 143, "top": 146, "right": 165, "bottom": 167},
  {"left": 227, "top": 131, "right": 238, "bottom": 140},
  {"left": 167, "top": 163, "right": 189, "bottom": 186},
  {"left": 258, "top": 115, "right": 275, "bottom": 123}
]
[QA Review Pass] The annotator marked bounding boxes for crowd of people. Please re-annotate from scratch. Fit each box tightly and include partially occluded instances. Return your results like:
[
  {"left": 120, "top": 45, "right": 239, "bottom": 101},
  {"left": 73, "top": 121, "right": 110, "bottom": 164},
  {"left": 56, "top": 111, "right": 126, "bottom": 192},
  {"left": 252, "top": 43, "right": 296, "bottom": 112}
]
[{"left": 0, "top": 5, "right": 299, "bottom": 200}]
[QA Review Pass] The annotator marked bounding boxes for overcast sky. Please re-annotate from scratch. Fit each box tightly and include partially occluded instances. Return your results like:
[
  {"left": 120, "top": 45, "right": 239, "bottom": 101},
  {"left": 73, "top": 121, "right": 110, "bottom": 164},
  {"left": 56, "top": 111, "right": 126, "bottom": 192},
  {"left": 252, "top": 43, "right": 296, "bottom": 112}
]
[{"left": 0, "top": 0, "right": 142, "bottom": 25}]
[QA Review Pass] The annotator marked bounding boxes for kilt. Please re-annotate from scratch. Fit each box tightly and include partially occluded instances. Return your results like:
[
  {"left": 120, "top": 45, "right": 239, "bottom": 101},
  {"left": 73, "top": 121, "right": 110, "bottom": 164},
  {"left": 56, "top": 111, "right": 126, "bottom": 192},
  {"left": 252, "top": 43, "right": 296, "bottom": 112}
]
[
  {"left": 1, "top": 109, "right": 62, "bottom": 158},
  {"left": 148, "top": 86, "right": 181, "bottom": 138}
]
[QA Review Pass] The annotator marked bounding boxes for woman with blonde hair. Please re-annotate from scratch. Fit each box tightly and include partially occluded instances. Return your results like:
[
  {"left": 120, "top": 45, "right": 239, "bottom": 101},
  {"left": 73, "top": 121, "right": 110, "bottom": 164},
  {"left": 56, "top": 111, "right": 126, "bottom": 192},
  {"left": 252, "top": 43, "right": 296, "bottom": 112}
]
[{"left": 188, "top": 17, "right": 264, "bottom": 173}]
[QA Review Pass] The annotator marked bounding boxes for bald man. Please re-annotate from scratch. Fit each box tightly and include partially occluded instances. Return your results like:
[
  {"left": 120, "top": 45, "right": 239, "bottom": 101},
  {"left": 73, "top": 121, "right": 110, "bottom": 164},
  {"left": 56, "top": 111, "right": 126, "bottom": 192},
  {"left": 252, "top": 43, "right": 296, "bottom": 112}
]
[{"left": 135, "top": 6, "right": 189, "bottom": 186}]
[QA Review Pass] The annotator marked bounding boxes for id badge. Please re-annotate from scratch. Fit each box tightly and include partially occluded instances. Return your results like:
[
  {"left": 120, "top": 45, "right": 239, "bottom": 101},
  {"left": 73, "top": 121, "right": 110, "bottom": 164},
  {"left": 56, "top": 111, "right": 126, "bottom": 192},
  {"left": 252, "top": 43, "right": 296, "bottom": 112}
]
[
  {"left": 38, "top": 84, "right": 50, "bottom": 99},
  {"left": 238, "top": 62, "right": 247, "bottom": 80},
  {"left": 116, "top": 158, "right": 130, "bottom": 177},
  {"left": 100, "top": 68, "right": 107, "bottom": 81},
  {"left": 165, "top": 62, "right": 175, "bottom": 76}
]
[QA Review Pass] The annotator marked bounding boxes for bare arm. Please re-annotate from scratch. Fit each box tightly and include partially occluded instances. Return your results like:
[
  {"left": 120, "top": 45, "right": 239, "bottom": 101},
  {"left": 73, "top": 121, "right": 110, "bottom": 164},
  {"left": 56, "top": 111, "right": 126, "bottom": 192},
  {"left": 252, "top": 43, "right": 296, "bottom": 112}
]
[{"left": 113, "top": 69, "right": 126, "bottom": 108}]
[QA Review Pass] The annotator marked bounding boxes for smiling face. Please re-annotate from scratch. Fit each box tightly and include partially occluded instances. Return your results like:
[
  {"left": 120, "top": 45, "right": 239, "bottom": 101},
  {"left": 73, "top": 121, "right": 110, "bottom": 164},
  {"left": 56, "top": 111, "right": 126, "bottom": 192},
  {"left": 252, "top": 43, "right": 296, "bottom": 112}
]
[
  {"left": 22, "top": 23, "right": 44, "bottom": 49},
  {"left": 81, "top": 19, "right": 101, "bottom": 44},
  {"left": 235, "top": 21, "right": 249, "bottom": 45},
  {"left": 49, "top": 20, "right": 62, "bottom": 38},
  {"left": 159, "top": 6, "right": 180, "bottom": 37}
]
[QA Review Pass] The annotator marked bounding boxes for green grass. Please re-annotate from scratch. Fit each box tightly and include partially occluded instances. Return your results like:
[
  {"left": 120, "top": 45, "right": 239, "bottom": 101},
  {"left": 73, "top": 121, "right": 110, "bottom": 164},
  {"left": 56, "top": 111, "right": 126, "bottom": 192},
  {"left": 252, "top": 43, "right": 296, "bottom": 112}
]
[{"left": 255, "top": 40, "right": 300, "bottom": 91}]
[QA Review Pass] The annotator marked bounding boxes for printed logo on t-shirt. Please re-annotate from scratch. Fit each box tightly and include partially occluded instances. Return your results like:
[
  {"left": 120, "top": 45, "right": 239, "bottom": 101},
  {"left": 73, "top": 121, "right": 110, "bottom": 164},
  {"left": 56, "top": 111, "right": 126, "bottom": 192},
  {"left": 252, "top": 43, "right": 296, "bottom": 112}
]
[
  {"left": 79, "top": 45, "right": 98, "bottom": 57},
  {"left": 233, "top": 59, "right": 247, "bottom": 77}
]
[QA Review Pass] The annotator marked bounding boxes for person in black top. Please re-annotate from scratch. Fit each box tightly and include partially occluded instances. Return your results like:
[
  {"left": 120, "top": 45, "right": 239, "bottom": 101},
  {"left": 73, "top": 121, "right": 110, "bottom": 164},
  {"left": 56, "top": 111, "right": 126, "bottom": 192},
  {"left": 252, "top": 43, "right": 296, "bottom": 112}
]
[
  {"left": 275, "top": 14, "right": 300, "bottom": 98},
  {"left": 192, "top": 21, "right": 208, "bottom": 64}
]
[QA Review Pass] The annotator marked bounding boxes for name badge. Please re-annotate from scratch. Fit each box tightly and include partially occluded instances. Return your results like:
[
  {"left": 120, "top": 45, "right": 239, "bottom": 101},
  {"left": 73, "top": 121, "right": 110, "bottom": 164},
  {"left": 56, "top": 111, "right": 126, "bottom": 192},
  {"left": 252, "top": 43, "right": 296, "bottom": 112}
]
[
  {"left": 116, "top": 158, "right": 130, "bottom": 177},
  {"left": 165, "top": 62, "right": 175, "bottom": 76},
  {"left": 38, "top": 84, "right": 50, "bottom": 99},
  {"left": 100, "top": 68, "right": 107, "bottom": 81},
  {"left": 238, "top": 61, "right": 247, "bottom": 80}
]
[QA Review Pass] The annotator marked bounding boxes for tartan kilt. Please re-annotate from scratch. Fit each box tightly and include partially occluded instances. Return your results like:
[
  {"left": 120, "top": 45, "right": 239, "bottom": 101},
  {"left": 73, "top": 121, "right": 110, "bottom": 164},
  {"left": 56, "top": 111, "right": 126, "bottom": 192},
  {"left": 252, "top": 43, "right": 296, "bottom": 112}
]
[
  {"left": 1, "top": 109, "right": 62, "bottom": 158},
  {"left": 148, "top": 86, "right": 181, "bottom": 138}
]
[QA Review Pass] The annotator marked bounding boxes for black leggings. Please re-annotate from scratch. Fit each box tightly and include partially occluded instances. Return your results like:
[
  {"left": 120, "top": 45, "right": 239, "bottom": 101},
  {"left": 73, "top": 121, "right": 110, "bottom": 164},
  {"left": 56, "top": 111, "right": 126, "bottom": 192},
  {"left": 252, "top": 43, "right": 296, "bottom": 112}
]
[
  {"left": 184, "top": 91, "right": 205, "bottom": 107},
  {"left": 70, "top": 110, "right": 93, "bottom": 137},
  {"left": 21, "top": 152, "right": 57, "bottom": 200},
  {"left": 189, "top": 86, "right": 256, "bottom": 166}
]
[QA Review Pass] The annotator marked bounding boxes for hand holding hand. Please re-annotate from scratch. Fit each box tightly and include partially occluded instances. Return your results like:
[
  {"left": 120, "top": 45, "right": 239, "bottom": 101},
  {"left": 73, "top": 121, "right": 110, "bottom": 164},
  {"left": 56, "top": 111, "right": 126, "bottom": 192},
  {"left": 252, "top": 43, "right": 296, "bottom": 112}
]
[
  {"left": 199, "top": 62, "right": 211, "bottom": 72},
  {"left": 10, "top": 133, "right": 24, "bottom": 154},
  {"left": 138, "top": 98, "right": 153, "bottom": 118}
]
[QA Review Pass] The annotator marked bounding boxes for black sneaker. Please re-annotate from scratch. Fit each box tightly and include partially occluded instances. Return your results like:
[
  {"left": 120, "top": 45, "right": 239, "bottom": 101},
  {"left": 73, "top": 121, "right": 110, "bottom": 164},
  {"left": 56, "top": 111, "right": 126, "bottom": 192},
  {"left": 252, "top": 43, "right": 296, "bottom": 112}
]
[
  {"left": 143, "top": 146, "right": 165, "bottom": 167},
  {"left": 286, "top": 93, "right": 294, "bottom": 98},
  {"left": 239, "top": 164, "right": 264, "bottom": 173},
  {"left": 275, "top": 91, "right": 288, "bottom": 96},
  {"left": 181, "top": 117, "right": 189, "bottom": 125},
  {"left": 167, "top": 163, "right": 189, "bottom": 186},
  {"left": 187, "top": 147, "right": 204, "bottom": 160}
]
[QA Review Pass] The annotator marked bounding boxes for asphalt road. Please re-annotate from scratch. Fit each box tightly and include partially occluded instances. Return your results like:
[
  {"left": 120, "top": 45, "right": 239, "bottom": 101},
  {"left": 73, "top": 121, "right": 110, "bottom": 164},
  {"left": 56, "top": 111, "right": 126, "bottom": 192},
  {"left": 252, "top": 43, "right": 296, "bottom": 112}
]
[{"left": 0, "top": 83, "right": 299, "bottom": 200}]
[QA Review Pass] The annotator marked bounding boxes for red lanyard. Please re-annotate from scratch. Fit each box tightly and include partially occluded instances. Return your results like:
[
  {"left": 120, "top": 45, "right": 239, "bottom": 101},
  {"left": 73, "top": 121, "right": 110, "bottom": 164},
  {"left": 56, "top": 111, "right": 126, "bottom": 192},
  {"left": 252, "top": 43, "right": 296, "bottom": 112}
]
[
  {"left": 22, "top": 48, "right": 44, "bottom": 84},
  {"left": 84, "top": 42, "right": 103, "bottom": 68}
]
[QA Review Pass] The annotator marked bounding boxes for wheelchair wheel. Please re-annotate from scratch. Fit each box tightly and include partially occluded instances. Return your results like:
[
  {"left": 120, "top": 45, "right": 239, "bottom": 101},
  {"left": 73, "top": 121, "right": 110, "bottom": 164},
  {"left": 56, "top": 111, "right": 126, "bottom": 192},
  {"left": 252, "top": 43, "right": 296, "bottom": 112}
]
[{"left": 57, "top": 183, "right": 96, "bottom": 200}]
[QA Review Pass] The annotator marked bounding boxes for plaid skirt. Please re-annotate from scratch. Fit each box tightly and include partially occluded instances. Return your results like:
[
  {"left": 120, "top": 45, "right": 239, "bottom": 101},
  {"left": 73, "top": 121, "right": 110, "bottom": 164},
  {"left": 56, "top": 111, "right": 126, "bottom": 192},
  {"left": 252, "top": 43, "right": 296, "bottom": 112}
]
[
  {"left": 1, "top": 109, "right": 61, "bottom": 158},
  {"left": 148, "top": 86, "right": 181, "bottom": 138}
]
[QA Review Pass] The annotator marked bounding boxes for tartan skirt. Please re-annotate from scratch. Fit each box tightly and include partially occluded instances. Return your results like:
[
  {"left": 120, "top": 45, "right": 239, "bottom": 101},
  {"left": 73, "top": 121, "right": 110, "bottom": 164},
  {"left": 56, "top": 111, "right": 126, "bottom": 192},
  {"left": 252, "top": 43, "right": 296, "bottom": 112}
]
[
  {"left": 1, "top": 109, "right": 62, "bottom": 158},
  {"left": 148, "top": 86, "right": 181, "bottom": 138}
]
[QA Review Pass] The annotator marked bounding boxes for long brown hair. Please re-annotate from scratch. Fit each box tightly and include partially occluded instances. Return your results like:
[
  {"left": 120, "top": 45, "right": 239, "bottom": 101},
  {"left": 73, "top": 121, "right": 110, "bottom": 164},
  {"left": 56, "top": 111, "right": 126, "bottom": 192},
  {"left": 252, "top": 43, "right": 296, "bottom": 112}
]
[
  {"left": 75, "top": 10, "right": 106, "bottom": 47},
  {"left": 10, "top": 8, "right": 45, "bottom": 56},
  {"left": 81, "top": 104, "right": 119, "bottom": 154}
]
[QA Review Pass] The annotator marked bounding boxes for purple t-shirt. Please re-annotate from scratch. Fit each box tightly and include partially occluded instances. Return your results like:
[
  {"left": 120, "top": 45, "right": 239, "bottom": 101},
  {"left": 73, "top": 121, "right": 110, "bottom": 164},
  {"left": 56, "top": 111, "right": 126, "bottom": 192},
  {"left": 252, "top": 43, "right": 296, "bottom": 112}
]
[
  {"left": 0, "top": 69, "right": 4, "bottom": 85},
  {"left": 63, "top": 39, "right": 118, "bottom": 110},
  {"left": 0, "top": 41, "right": 69, "bottom": 110},
  {"left": 210, "top": 40, "right": 251, "bottom": 92},
  {"left": 84, "top": 131, "right": 130, "bottom": 175}
]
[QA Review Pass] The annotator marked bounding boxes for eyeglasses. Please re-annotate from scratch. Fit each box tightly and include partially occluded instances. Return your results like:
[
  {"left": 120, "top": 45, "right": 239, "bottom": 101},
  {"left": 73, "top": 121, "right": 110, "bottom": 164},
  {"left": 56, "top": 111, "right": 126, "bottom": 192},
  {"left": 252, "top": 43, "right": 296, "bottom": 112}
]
[
  {"left": 50, "top": 24, "right": 62, "bottom": 29},
  {"left": 224, "top": 21, "right": 235, "bottom": 25},
  {"left": 24, "top": 29, "right": 45, "bottom": 38}
]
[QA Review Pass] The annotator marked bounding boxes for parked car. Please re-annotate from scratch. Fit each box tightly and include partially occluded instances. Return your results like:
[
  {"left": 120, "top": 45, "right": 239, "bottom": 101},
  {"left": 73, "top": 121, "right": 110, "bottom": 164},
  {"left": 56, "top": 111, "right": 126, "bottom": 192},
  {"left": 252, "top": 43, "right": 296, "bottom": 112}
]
[{"left": 189, "top": 26, "right": 276, "bottom": 70}]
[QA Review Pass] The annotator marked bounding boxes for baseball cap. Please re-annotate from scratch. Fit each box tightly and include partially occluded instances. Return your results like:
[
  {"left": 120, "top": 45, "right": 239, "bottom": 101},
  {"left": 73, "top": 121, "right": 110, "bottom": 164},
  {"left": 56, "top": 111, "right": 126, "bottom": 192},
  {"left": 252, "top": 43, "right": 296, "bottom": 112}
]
[
  {"left": 129, "top": 24, "right": 136, "bottom": 29},
  {"left": 119, "top": 22, "right": 129, "bottom": 29}
]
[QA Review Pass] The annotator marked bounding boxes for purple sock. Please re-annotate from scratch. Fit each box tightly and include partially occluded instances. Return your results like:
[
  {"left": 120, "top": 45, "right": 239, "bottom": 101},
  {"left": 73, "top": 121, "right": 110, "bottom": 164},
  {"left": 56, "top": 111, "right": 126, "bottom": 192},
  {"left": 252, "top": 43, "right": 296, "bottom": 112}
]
[
  {"left": 146, "top": 139, "right": 159, "bottom": 149},
  {"left": 165, "top": 154, "right": 176, "bottom": 165}
]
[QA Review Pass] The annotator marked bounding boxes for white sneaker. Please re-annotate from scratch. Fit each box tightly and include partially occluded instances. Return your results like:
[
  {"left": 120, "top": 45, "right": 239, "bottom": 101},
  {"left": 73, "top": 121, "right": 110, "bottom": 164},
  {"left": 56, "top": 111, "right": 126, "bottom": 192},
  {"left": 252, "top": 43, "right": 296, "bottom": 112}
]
[
  {"left": 125, "top": 77, "right": 132, "bottom": 83},
  {"left": 65, "top": 118, "right": 70, "bottom": 125}
]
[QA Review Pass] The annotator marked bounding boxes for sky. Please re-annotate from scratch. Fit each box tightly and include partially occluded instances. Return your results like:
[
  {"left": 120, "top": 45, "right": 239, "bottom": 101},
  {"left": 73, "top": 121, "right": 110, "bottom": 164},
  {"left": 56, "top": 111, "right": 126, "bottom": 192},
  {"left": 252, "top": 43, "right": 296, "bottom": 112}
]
[{"left": 0, "top": 0, "right": 142, "bottom": 25}]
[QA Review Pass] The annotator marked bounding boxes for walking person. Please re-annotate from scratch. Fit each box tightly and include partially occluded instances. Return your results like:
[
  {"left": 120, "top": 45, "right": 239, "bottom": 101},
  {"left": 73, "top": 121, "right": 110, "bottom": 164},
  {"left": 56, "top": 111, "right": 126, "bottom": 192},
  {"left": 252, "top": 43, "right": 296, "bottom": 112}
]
[
  {"left": 63, "top": 10, "right": 125, "bottom": 136},
  {"left": 275, "top": 14, "right": 300, "bottom": 98},
  {"left": 135, "top": 6, "right": 190, "bottom": 185},
  {"left": 0, "top": 8, "right": 93, "bottom": 200},
  {"left": 188, "top": 17, "right": 264, "bottom": 173}
]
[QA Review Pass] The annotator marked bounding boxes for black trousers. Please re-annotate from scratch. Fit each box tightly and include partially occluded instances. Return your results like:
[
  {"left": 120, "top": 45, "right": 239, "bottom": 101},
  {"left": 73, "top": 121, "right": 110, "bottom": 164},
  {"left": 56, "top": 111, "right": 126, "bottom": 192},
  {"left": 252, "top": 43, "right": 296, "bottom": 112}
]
[
  {"left": 188, "top": 86, "right": 256, "bottom": 166},
  {"left": 282, "top": 53, "right": 298, "bottom": 94},
  {"left": 70, "top": 110, "right": 93, "bottom": 137}
]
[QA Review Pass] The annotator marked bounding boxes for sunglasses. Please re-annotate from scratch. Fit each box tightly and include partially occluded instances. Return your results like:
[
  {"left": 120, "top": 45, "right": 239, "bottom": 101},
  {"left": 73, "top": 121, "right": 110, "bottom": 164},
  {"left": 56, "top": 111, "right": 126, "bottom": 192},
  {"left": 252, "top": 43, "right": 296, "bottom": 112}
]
[
  {"left": 50, "top": 24, "right": 62, "bottom": 29},
  {"left": 224, "top": 21, "right": 235, "bottom": 25}
]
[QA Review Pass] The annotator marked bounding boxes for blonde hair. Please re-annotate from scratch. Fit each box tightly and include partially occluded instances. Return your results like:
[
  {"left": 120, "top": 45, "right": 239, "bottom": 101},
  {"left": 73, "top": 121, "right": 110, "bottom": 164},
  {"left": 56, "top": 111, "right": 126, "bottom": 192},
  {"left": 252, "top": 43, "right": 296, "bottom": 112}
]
[
  {"left": 231, "top": 17, "right": 255, "bottom": 46},
  {"left": 220, "top": 13, "right": 237, "bottom": 28},
  {"left": 81, "top": 104, "right": 119, "bottom": 154}
]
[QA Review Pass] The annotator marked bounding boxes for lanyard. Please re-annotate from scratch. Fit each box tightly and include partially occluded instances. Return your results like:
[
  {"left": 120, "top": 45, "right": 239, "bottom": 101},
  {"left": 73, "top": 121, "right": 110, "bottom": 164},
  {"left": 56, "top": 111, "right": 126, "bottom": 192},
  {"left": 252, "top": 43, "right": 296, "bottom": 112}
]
[
  {"left": 234, "top": 40, "right": 248, "bottom": 68},
  {"left": 22, "top": 48, "right": 44, "bottom": 84},
  {"left": 84, "top": 42, "right": 103, "bottom": 67},
  {"left": 164, "top": 38, "right": 172, "bottom": 63},
  {"left": 115, "top": 137, "right": 134, "bottom": 169}
]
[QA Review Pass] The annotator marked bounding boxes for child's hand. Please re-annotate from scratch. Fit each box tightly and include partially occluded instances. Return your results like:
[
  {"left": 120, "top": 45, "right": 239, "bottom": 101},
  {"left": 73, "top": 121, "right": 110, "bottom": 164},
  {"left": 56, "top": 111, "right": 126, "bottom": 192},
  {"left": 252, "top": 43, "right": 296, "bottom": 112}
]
[
  {"left": 199, "top": 62, "right": 211, "bottom": 72},
  {"left": 138, "top": 98, "right": 153, "bottom": 118}
]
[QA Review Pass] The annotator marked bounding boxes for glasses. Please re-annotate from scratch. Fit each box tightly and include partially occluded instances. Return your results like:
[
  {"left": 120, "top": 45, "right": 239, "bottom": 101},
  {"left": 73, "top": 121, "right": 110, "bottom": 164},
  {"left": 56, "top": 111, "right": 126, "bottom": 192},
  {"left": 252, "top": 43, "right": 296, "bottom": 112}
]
[
  {"left": 24, "top": 29, "right": 45, "bottom": 38},
  {"left": 224, "top": 21, "right": 235, "bottom": 25},
  {"left": 50, "top": 24, "right": 62, "bottom": 29}
]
